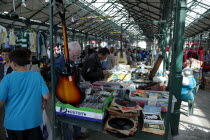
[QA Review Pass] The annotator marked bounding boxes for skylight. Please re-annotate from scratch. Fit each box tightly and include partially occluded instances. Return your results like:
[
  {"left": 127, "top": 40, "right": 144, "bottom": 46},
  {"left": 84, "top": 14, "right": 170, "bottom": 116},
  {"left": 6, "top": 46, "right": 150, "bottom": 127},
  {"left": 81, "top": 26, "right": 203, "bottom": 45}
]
[
  {"left": 186, "top": 0, "right": 210, "bottom": 27},
  {"left": 79, "top": 0, "right": 142, "bottom": 36}
]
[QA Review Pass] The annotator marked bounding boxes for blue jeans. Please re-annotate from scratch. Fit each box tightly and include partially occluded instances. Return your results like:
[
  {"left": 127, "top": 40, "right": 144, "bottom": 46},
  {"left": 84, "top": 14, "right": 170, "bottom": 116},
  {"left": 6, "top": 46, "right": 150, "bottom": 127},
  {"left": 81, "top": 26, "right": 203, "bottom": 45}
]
[{"left": 62, "top": 123, "right": 82, "bottom": 140}]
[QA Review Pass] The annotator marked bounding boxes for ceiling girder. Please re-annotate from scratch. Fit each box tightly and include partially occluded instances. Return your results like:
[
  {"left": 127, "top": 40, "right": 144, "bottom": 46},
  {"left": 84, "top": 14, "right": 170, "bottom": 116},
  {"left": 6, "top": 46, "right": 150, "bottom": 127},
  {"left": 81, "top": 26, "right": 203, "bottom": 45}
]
[
  {"left": 71, "top": 2, "right": 115, "bottom": 30},
  {"left": 123, "top": 0, "right": 161, "bottom": 18}
]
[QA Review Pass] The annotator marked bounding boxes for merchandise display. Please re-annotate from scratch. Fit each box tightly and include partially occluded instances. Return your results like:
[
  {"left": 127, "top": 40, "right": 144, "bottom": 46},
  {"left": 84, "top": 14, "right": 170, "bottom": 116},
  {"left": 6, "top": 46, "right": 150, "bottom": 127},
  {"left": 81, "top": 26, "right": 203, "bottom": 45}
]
[
  {"left": 129, "top": 90, "right": 177, "bottom": 112},
  {"left": 104, "top": 117, "right": 138, "bottom": 137},
  {"left": 142, "top": 105, "right": 165, "bottom": 135},
  {"left": 0, "top": 0, "right": 207, "bottom": 139},
  {"left": 54, "top": 62, "right": 172, "bottom": 137}
]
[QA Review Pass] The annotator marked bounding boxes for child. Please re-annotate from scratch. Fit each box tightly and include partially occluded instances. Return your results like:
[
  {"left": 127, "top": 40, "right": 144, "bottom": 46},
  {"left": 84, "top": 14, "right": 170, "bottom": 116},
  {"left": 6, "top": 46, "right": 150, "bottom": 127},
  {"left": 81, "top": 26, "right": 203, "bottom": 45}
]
[{"left": 0, "top": 49, "right": 50, "bottom": 140}]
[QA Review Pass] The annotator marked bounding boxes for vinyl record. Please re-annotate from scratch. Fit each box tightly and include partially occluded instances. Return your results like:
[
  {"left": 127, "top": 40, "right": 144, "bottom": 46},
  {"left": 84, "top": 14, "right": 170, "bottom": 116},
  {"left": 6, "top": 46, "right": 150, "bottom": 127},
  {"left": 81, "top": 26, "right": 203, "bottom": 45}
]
[
  {"left": 115, "top": 98, "right": 137, "bottom": 107},
  {"left": 108, "top": 118, "right": 134, "bottom": 130}
]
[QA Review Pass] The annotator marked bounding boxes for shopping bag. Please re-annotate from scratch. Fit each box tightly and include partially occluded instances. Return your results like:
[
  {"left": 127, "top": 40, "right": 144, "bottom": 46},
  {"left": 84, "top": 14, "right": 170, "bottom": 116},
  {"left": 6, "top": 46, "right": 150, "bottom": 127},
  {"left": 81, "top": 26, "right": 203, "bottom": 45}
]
[{"left": 41, "top": 110, "right": 52, "bottom": 140}]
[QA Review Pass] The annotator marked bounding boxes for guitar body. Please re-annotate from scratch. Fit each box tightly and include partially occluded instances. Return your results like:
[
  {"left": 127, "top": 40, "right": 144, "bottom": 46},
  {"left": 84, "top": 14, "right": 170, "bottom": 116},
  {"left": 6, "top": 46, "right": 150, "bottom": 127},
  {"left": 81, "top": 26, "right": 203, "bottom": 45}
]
[
  {"left": 56, "top": 72, "right": 84, "bottom": 105},
  {"left": 116, "top": 52, "right": 127, "bottom": 65},
  {"left": 55, "top": 0, "right": 85, "bottom": 106}
]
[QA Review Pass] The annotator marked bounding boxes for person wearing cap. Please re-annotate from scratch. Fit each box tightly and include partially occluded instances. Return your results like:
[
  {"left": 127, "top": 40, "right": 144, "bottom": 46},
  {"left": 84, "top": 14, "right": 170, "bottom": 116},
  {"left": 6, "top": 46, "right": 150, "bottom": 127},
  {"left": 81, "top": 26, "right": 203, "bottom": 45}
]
[
  {"left": 55, "top": 41, "right": 89, "bottom": 140},
  {"left": 181, "top": 68, "right": 196, "bottom": 100}
]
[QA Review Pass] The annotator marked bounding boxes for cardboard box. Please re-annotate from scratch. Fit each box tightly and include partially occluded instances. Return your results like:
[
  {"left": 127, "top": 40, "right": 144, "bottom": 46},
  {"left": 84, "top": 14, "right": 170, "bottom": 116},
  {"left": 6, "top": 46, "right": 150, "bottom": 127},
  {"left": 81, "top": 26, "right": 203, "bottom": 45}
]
[
  {"left": 204, "top": 77, "right": 210, "bottom": 82},
  {"left": 203, "top": 73, "right": 210, "bottom": 77},
  {"left": 56, "top": 93, "right": 113, "bottom": 123},
  {"left": 129, "top": 90, "right": 177, "bottom": 112},
  {"left": 204, "top": 80, "right": 210, "bottom": 91}
]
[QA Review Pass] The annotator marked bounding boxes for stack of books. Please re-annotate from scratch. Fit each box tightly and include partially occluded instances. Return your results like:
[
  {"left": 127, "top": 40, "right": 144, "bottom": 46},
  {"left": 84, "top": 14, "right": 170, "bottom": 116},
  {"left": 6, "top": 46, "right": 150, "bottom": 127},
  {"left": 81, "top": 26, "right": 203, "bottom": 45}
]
[{"left": 142, "top": 105, "right": 165, "bottom": 135}]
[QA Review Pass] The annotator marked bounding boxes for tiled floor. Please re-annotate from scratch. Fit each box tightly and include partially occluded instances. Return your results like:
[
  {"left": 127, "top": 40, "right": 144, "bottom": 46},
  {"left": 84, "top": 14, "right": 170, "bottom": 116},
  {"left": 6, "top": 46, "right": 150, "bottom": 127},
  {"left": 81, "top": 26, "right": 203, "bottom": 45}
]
[{"left": 0, "top": 89, "right": 210, "bottom": 140}]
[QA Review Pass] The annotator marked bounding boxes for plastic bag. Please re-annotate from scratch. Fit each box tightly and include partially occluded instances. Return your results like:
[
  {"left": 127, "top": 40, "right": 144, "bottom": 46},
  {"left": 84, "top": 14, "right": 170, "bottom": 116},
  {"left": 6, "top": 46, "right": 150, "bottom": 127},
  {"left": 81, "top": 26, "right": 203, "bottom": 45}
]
[{"left": 41, "top": 110, "right": 52, "bottom": 140}]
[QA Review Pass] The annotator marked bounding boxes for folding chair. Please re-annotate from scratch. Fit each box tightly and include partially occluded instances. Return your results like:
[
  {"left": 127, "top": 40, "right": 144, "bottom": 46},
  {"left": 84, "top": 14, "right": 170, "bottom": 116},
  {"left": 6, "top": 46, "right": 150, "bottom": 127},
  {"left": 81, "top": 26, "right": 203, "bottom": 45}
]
[{"left": 181, "top": 88, "right": 195, "bottom": 116}]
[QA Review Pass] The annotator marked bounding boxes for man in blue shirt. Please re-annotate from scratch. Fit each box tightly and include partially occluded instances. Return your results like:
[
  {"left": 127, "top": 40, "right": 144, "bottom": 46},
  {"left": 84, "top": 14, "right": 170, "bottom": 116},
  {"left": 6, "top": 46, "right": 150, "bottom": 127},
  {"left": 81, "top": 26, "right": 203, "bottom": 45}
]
[
  {"left": 0, "top": 49, "right": 50, "bottom": 140},
  {"left": 55, "top": 41, "right": 88, "bottom": 140}
]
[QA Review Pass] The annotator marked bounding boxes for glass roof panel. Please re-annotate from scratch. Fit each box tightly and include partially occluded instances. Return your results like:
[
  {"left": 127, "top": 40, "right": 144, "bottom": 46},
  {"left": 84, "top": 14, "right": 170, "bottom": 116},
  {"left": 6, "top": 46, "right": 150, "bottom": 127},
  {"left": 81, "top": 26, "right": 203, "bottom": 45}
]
[
  {"left": 186, "top": 0, "right": 210, "bottom": 27},
  {"left": 79, "top": 0, "right": 142, "bottom": 36}
]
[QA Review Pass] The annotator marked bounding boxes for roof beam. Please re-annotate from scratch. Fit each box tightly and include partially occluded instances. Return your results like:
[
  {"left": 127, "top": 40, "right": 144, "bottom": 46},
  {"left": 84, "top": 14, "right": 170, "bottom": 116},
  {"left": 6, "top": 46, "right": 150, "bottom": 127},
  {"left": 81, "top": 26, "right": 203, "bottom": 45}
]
[
  {"left": 124, "top": 1, "right": 161, "bottom": 18},
  {"left": 68, "top": 2, "right": 115, "bottom": 29},
  {"left": 84, "top": 9, "right": 125, "bottom": 33},
  {"left": 0, "top": 0, "right": 7, "bottom": 4},
  {"left": 129, "top": 0, "right": 161, "bottom": 11},
  {"left": 28, "top": 4, "right": 49, "bottom": 19},
  {"left": 76, "top": 5, "right": 122, "bottom": 32},
  {"left": 9, "top": 3, "right": 22, "bottom": 14}
]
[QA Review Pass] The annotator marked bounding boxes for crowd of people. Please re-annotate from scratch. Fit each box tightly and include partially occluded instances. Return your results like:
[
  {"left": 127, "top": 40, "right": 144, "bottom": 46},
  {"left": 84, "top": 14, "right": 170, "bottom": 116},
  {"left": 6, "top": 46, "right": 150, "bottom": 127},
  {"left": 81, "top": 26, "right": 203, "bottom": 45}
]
[{"left": 0, "top": 42, "right": 111, "bottom": 140}]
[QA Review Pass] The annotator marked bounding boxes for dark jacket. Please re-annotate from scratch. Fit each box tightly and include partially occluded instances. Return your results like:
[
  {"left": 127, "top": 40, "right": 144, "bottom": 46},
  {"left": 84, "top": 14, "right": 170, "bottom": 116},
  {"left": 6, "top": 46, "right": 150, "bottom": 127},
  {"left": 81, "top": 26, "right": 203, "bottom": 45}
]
[
  {"left": 82, "top": 53, "right": 104, "bottom": 83},
  {"left": 0, "top": 63, "right": 13, "bottom": 81}
]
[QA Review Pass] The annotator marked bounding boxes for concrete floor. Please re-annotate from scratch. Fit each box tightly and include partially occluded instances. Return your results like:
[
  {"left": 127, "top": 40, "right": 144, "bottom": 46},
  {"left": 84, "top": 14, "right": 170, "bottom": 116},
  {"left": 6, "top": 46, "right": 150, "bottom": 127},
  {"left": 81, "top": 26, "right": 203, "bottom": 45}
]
[
  {"left": 0, "top": 89, "right": 210, "bottom": 140},
  {"left": 173, "top": 89, "right": 210, "bottom": 140}
]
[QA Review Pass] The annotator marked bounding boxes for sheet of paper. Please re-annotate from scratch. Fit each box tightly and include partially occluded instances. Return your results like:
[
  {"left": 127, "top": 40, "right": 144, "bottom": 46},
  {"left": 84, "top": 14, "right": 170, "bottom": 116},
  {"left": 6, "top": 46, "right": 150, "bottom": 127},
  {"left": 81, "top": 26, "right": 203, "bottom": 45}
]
[{"left": 148, "top": 94, "right": 158, "bottom": 106}]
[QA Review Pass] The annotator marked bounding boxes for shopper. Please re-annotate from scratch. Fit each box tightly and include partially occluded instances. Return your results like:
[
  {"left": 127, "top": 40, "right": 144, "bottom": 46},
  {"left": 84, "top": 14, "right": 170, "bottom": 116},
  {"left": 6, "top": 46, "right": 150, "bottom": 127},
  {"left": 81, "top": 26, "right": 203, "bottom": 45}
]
[
  {"left": 55, "top": 41, "right": 88, "bottom": 140},
  {"left": 0, "top": 48, "right": 13, "bottom": 82},
  {"left": 126, "top": 51, "right": 133, "bottom": 65},
  {"left": 181, "top": 68, "right": 196, "bottom": 100},
  {"left": 82, "top": 47, "right": 110, "bottom": 83},
  {"left": 21, "top": 48, "right": 40, "bottom": 73},
  {"left": 131, "top": 49, "right": 137, "bottom": 62},
  {"left": 106, "top": 47, "right": 116, "bottom": 70},
  {"left": 0, "top": 49, "right": 50, "bottom": 140},
  {"left": 204, "top": 50, "right": 210, "bottom": 63}
]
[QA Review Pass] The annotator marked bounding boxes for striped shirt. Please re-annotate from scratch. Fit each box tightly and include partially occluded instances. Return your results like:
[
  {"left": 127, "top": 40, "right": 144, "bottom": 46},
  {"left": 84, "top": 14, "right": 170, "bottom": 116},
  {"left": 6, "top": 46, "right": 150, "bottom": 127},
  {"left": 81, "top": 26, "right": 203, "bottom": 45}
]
[{"left": 16, "top": 32, "right": 29, "bottom": 48}]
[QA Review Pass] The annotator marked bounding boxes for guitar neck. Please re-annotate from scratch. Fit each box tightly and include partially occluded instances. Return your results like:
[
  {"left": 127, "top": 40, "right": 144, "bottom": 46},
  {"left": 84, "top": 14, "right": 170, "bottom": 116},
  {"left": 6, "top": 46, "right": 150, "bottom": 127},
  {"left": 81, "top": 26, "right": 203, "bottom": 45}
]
[
  {"left": 57, "top": 4, "right": 71, "bottom": 73},
  {"left": 120, "top": 49, "right": 123, "bottom": 57},
  {"left": 61, "top": 20, "right": 69, "bottom": 61}
]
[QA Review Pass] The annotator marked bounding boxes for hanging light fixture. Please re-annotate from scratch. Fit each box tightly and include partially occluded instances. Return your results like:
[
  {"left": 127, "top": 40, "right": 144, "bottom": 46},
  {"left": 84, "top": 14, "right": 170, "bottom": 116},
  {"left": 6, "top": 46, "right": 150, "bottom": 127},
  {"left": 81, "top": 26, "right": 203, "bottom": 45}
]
[
  {"left": 71, "top": 16, "right": 75, "bottom": 22},
  {"left": 21, "top": 0, "right": 26, "bottom": 7},
  {"left": 10, "top": 0, "right": 19, "bottom": 19}
]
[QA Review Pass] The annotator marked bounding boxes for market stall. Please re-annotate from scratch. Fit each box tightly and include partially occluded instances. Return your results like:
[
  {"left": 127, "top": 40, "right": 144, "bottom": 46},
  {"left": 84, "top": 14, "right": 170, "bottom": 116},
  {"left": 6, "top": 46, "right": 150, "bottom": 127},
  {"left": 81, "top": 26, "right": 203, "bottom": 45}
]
[{"left": 54, "top": 63, "right": 175, "bottom": 139}]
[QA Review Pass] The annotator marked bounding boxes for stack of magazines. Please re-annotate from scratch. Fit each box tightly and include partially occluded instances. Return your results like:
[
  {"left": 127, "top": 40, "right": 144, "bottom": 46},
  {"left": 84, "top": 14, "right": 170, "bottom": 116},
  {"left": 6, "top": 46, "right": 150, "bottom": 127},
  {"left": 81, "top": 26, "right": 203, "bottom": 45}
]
[{"left": 142, "top": 105, "right": 165, "bottom": 135}]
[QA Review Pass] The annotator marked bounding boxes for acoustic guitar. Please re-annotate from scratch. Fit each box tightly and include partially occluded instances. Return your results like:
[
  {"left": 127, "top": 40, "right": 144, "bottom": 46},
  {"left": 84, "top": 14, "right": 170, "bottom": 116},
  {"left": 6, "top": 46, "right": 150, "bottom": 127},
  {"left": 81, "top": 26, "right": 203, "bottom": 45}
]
[
  {"left": 55, "top": 0, "right": 84, "bottom": 106},
  {"left": 116, "top": 34, "right": 127, "bottom": 65}
]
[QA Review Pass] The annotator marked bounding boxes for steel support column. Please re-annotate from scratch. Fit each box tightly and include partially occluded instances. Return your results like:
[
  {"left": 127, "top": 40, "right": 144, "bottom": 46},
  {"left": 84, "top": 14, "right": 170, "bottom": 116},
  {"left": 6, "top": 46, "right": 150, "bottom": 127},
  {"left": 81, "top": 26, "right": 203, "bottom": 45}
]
[
  {"left": 199, "top": 34, "right": 203, "bottom": 47},
  {"left": 169, "top": 0, "right": 187, "bottom": 136},
  {"left": 85, "top": 33, "right": 88, "bottom": 46},
  {"left": 54, "top": 25, "right": 58, "bottom": 44},
  {"left": 49, "top": 0, "right": 56, "bottom": 139},
  {"left": 208, "top": 33, "right": 210, "bottom": 49},
  {"left": 72, "top": 29, "right": 76, "bottom": 41}
]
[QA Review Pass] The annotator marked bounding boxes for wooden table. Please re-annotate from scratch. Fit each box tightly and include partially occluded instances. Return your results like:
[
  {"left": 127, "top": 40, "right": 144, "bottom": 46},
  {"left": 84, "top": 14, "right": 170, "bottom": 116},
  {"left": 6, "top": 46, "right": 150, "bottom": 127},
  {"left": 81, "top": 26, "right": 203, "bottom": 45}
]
[{"left": 56, "top": 115, "right": 172, "bottom": 140}]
